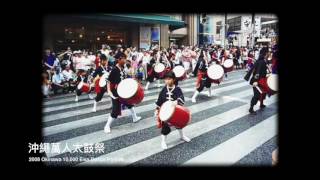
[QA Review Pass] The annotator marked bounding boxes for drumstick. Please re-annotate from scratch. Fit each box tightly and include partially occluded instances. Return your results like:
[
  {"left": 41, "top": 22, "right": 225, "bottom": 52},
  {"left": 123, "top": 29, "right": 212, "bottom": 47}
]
[{"left": 255, "top": 86, "right": 262, "bottom": 94}]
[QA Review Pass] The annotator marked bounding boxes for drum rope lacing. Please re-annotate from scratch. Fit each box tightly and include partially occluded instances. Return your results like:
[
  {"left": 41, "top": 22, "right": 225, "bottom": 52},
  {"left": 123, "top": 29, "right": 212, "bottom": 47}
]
[
  {"left": 116, "top": 65, "right": 126, "bottom": 81},
  {"left": 166, "top": 85, "right": 176, "bottom": 101},
  {"left": 80, "top": 76, "right": 85, "bottom": 82}
]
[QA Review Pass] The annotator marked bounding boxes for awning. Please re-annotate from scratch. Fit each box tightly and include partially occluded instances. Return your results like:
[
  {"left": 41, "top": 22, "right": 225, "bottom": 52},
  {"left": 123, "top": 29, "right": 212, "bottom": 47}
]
[
  {"left": 76, "top": 14, "right": 186, "bottom": 27},
  {"left": 169, "top": 27, "right": 187, "bottom": 38},
  {"left": 261, "top": 20, "right": 278, "bottom": 25}
]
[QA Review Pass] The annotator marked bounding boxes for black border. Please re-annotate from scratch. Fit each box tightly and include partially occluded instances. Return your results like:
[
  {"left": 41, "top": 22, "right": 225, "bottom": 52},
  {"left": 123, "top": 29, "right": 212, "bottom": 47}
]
[{"left": 7, "top": 0, "right": 302, "bottom": 177}]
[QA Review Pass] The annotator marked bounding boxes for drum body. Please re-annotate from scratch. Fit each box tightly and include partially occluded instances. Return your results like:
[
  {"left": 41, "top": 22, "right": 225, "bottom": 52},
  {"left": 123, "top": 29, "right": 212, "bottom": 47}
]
[
  {"left": 154, "top": 63, "right": 166, "bottom": 79},
  {"left": 207, "top": 64, "right": 224, "bottom": 84},
  {"left": 258, "top": 74, "right": 278, "bottom": 95},
  {"left": 159, "top": 101, "right": 190, "bottom": 129},
  {"left": 117, "top": 78, "right": 144, "bottom": 105},
  {"left": 223, "top": 59, "right": 234, "bottom": 72},
  {"left": 77, "top": 82, "right": 90, "bottom": 93},
  {"left": 173, "top": 65, "right": 186, "bottom": 81}
]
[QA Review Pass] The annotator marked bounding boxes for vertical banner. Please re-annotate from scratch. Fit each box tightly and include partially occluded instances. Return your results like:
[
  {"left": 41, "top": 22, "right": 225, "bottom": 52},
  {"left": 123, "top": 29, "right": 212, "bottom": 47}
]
[
  {"left": 254, "top": 16, "right": 261, "bottom": 37},
  {"left": 151, "top": 27, "right": 160, "bottom": 46},
  {"left": 242, "top": 16, "right": 252, "bottom": 32},
  {"left": 140, "top": 26, "right": 151, "bottom": 50}
]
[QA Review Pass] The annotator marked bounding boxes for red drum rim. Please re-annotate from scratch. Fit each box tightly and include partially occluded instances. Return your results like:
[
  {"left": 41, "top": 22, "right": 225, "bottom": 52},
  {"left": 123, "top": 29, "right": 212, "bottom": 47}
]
[
  {"left": 159, "top": 101, "right": 176, "bottom": 122},
  {"left": 117, "top": 78, "right": 139, "bottom": 99}
]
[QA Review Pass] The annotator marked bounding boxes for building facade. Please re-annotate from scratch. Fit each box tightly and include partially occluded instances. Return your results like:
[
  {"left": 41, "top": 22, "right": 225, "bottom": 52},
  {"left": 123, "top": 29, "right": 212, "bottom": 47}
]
[
  {"left": 43, "top": 14, "right": 277, "bottom": 52},
  {"left": 198, "top": 14, "right": 278, "bottom": 48},
  {"left": 43, "top": 14, "right": 186, "bottom": 52}
]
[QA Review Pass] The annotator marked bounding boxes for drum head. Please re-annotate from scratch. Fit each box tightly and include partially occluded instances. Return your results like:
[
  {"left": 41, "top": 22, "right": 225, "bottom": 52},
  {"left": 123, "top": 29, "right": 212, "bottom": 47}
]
[
  {"left": 207, "top": 65, "right": 224, "bottom": 80},
  {"left": 223, "top": 59, "right": 234, "bottom": 68},
  {"left": 173, "top": 65, "right": 185, "bottom": 78},
  {"left": 154, "top": 63, "right": 165, "bottom": 73},
  {"left": 101, "top": 72, "right": 109, "bottom": 79},
  {"left": 77, "top": 82, "right": 83, "bottom": 89},
  {"left": 99, "top": 73, "right": 109, "bottom": 87},
  {"left": 159, "top": 101, "right": 176, "bottom": 122},
  {"left": 117, "top": 78, "right": 138, "bottom": 99},
  {"left": 267, "top": 74, "right": 278, "bottom": 91},
  {"left": 99, "top": 78, "right": 106, "bottom": 87}
]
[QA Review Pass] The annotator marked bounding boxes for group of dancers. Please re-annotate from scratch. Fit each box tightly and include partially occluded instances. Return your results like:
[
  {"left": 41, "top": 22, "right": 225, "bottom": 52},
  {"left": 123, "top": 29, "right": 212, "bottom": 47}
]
[{"left": 70, "top": 45, "right": 278, "bottom": 149}]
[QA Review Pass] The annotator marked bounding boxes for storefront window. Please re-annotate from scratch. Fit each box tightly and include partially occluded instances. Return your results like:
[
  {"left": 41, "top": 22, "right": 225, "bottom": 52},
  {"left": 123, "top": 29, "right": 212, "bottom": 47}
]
[
  {"left": 151, "top": 27, "right": 160, "bottom": 47},
  {"left": 216, "top": 21, "right": 222, "bottom": 34},
  {"left": 227, "top": 16, "right": 241, "bottom": 32},
  {"left": 53, "top": 25, "right": 127, "bottom": 52}
]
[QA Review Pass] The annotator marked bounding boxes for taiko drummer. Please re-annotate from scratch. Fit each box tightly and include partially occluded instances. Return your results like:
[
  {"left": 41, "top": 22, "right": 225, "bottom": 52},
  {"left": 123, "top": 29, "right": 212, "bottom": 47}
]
[
  {"left": 191, "top": 49, "right": 213, "bottom": 103},
  {"left": 74, "top": 69, "right": 94, "bottom": 102},
  {"left": 103, "top": 52, "right": 142, "bottom": 134},
  {"left": 90, "top": 54, "right": 112, "bottom": 112},
  {"left": 154, "top": 71, "right": 191, "bottom": 149}
]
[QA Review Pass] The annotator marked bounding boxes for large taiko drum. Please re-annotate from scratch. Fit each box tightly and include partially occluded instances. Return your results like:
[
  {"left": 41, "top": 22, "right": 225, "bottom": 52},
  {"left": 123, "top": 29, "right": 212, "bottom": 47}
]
[
  {"left": 207, "top": 64, "right": 224, "bottom": 84},
  {"left": 258, "top": 74, "right": 278, "bottom": 95},
  {"left": 159, "top": 101, "right": 191, "bottom": 129},
  {"left": 117, "top": 78, "right": 144, "bottom": 105},
  {"left": 267, "top": 74, "right": 278, "bottom": 93},
  {"left": 98, "top": 72, "right": 109, "bottom": 88},
  {"left": 154, "top": 63, "right": 166, "bottom": 79},
  {"left": 172, "top": 65, "right": 186, "bottom": 81},
  {"left": 223, "top": 59, "right": 234, "bottom": 72},
  {"left": 77, "top": 82, "right": 90, "bottom": 93}
]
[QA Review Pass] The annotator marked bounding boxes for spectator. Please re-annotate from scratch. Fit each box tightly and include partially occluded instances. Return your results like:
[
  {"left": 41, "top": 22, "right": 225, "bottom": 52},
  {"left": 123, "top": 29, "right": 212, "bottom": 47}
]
[
  {"left": 124, "top": 60, "right": 134, "bottom": 78},
  {"left": 242, "top": 48, "right": 248, "bottom": 68},
  {"left": 108, "top": 51, "right": 116, "bottom": 67},
  {"left": 61, "top": 53, "right": 72, "bottom": 70},
  {"left": 51, "top": 67, "right": 67, "bottom": 95},
  {"left": 136, "top": 60, "right": 144, "bottom": 84},
  {"left": 43, "top": 49, "right": 55, "bottom": 81},
  {"left": 62, "top": 65, "right": 76, "bottom": 92},
  {"left": 52, "top": 53, "right": 61, "bottom": 72},
  {"left": 95, "top": 51, "right": 101, "bottom": 69},
  {"left": 42, "top": 72, "right": 51, "bottom": 98},
  {"left": 88, "top": 51, "right": 96, "bottom": 69}
]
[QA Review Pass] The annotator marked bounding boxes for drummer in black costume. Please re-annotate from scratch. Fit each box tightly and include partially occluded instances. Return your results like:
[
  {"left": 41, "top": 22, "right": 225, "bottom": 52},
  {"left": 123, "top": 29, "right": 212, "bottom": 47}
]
[
  {"left": 244, "top": 47, "right": 269, "bottom": 115},
  {"left": 74, "top": 69, "right": 94, "bottom": 102},
  {"left": 144, "top": 51, "right": 157, "bottom": 90},
  {"left": 91, "top": 54, "right": 112, "bottom": 112},
  {"left": 191, "top": 49, "right": 212, "bottom": 103},
  {"left": 104, "top": 52, "right": 142, "bottom": 134},
  {"left": 154, "top": 71, "right": 191, "bottom": 149}
]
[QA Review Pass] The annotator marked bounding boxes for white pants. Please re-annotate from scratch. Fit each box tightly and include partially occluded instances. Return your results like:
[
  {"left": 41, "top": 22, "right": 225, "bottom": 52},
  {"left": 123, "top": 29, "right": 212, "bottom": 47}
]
[
  {"left": 42, "top": 84, "right": 50, "bottom": 96},
  {"left": 191, "top": 59, "right": 197, "bottom": 71}
]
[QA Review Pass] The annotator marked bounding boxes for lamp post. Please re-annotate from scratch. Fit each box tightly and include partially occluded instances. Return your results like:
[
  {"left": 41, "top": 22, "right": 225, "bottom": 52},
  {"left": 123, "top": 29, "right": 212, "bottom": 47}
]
[
  {"left": 251, "top": 13, "right": 255, "bottom": 49},
  {"left": 225, "top": 13, "right": 227, "bottom": 49}
]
